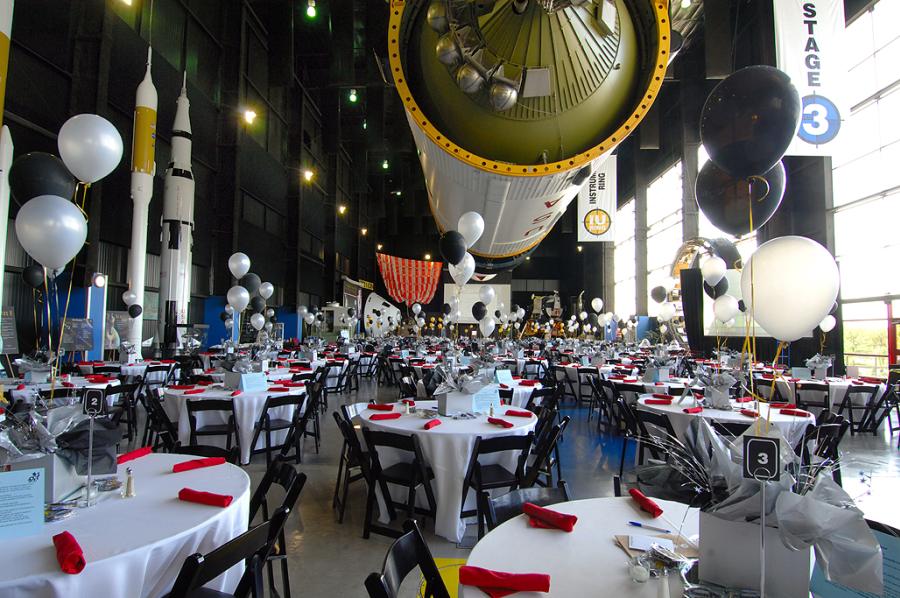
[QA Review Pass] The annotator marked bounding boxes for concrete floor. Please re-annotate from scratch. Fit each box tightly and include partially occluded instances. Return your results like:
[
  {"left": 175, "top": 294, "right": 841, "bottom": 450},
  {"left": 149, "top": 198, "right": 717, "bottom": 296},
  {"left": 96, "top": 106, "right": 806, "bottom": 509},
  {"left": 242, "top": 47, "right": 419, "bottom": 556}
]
[{"left": 187, "top": 380, "right": 900, "bottom": 597}]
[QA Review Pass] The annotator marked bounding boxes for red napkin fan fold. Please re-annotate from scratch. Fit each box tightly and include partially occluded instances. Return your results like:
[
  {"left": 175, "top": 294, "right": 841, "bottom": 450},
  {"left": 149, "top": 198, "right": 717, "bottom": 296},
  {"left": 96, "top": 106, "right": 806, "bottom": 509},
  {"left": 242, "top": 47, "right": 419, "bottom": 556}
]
[
  {"left": 519, "top": 380, "right": 538, "bottom": 387},
  {"left": 169, "top": 385, "right": 195, "bottom": 390},
  {"left": 522, "top": 502, "right": 577, "bottom": 532},
  {"left": 734, "top": 396, "right": 754, "bottom": 403},
  {"left": 52, "top": 531, "right": 86, "bottom": 574},
  {"left": 458, "top": 566, "right": 551, "bottom": 598},
  {"left": 629, "top": 488, "right": 663, "bottom": 518},
  {"left": 173, "top": 457, "right": 226, "bottom": 473},
  {"left": 267, "top": 387, "right": 290, "bottom": 393},
  {"left": 645, "top": 399, "right": 672, "bottom": 405},
  {"left": 230, "top": 390, "right": 242, "bottom": 397},
  {"left": 178, "top": 487, "right": 233, "bottom": 507}
]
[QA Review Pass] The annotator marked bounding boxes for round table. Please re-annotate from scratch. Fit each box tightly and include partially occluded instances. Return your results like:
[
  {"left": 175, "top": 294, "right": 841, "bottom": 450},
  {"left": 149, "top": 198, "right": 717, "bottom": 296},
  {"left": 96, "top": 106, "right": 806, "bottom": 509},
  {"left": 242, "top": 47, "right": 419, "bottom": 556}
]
[
  {"left": 3, "top": 377, "right": 122, "bottom": 403},
  {"left": 201, "top": 367, "right": 295, "bottom": 384},
  {"left": 463, "top": 497, "right": 698, "bottom": 597},
  {"left": 500, "top": 381, "right": 544, "bottom": 408},
  {"left": 358, "top": 399, "right": 537, "bottom": 543},
  {"left": 0, "top": 453, "right": 250, "bottom": 598},
  {"left": 163, "top": 383, "right": 306, "bottom": 464},
  {"left": 637, "top": 396, "right": 816, "bottom": 445}
]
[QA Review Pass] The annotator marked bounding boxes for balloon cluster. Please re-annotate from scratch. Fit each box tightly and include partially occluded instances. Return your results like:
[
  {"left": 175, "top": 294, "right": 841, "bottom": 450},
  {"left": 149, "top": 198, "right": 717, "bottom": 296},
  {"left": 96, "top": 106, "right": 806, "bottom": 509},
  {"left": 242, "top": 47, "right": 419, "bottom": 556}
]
[
  {"left": 441, "top": 212, "right": 483, "bottom": 287},
  {"left": 697, "top": 65, "right": 801, "bottom": 236},
  {"left": 220, "top": 252, "right": 280, "bottom": 337}
]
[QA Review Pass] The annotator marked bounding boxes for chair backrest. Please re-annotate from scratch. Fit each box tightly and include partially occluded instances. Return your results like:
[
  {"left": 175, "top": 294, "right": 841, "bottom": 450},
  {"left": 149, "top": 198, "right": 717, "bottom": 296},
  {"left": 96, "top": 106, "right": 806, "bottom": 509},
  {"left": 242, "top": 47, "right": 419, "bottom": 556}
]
[
  {"left": 398, "top": 376, "right": 417, "bottom": 399},
  {"left": 481, "top": 481, "right": 571, "bottom": 531},
  {"left": 364, "top": 519, "right": 450, "bottom": 598},
  {"left": 523, "top": 417, "right": 569, "bottom": 488},
  {"left": 636, "top": 408, "right": 677, "bottom": 441},
  {"left": 174, "top": 443, "right": 240, "bottom": 463},
  {"left": 144, "top": 389, "right": 179, "bottom": 451},
  {"left": 249, "top": 456, "right": 308, "bottom": 523},
  {"left": 524, "top": 387, "right": 555, "bottom": 412},
  {"left": 93, "top": 365, "right": 122, "bottom": 375},
  {"left": 264, "top": 393, "right": 306, "bottom": 413},
  {"left": 168, "top": 507, "right": 290, "bottom": 598}
]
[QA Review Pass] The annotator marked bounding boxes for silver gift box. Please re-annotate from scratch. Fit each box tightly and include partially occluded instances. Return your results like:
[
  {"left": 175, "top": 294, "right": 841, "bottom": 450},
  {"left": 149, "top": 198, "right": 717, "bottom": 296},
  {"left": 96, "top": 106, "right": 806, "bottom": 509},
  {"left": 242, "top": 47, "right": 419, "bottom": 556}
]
[{"left": 3, "top": 453, "right": 83, "bottom": 502}]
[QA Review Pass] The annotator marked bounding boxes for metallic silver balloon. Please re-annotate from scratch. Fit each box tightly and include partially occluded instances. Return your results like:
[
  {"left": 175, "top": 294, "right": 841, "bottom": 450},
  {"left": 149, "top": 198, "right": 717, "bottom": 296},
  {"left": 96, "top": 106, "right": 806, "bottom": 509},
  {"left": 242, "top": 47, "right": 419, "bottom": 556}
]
[{"left": 14, "top": 194, "right": 87, "bottom": 270}]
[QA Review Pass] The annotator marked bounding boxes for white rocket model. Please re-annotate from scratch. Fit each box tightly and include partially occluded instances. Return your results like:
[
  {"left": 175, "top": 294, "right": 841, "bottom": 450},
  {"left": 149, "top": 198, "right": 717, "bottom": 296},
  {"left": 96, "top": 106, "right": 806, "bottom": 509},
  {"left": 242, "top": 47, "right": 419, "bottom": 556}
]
[
  {"left": 125, "top": 48, "right": 157, "bottom": 350},
  {"left": 0, "top": 3, "right": 13, "bottom": 353},
  {"left": 158, "top": 73, "right": 194, "bottom": 352}
]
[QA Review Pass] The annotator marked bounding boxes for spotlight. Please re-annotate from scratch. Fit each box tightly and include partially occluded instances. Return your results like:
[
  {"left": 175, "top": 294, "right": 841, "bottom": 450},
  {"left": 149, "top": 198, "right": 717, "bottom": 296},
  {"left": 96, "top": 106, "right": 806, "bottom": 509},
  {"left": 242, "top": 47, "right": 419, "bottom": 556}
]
[
  {"left": 424, "top": 253, "right": 432, "bottom": 261},
  {"left": 303, "top": 169, "right": 314, "bottom": 182},
  {"left": 348, "top": 88, "right": 358, "bottom": 103},
  {"left": 362, "top": 120, "right": 367, "bottom": 130},
  {"left": 338, "top": 205, "right": 347, "bottom": 215},
  {"left": 382, "top": 159, "right": 389, "bottom": 170},
  {"left": 360, "top": 228, "right": 368, "bottom": 236},
  {"left": 377, "top": 244, "right": 383, "bottom": 251},
  {"left": 91, "top": 273, "right": 107, "bottom": 288},
  {"left": 577, "top": 245, "right": 583, "bottom": 253},
  {"left": 306, "top": 0, "right": 317, "bottom": 18},
  {"left": 242, "top": 109, "right": 257, "bottom": 124},
  {"left": 525, "top": 256, "right": 530, "bottom": 261}
]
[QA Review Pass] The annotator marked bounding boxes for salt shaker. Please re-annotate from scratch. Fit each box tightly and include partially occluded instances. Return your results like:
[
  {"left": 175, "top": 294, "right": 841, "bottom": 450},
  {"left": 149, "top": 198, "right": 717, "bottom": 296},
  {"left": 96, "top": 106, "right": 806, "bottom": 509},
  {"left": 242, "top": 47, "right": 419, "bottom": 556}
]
[{"left": 124, "top": 467, "right": 136, "bottom": 498}]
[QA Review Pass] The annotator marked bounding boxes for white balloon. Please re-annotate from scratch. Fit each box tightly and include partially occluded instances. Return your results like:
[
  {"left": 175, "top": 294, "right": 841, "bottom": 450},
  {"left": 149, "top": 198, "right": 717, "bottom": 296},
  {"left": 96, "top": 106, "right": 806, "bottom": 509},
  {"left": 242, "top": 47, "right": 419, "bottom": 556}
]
[
  {"left": 15, "top": 195, "right": 87, "bottom": 270},
  {"left": 478, "top": 285, "right": 495, "bottom": 305},
  {"left": 570, "top": 315, "right": 577, "bottom": 321},
  {"left": 579, "top": 311, "right": 588, "bottom": 321},
  {"left": 701, "top": 255, "right": 727, "bottom": 287},
  {"left": 659, "top": 324, "right": 668, "bottom": 334},
  {"left": 612, "top": 313, "right": 621, "bottom": 323},
  {"left": 449, "top": 252, "right": 475, "bottom": 286},
  {"left": 298, "top": 305, "right": 308, "bottom": 316},
  {"left": 724, "top": 318, "right": 736, "bottom": 327},
  {"left": 450, "top": 296, "right": 460, "bottom": 310},
  {"left": 658, "top": 302, "right": 676, "bottom": 322},
  {"left": 224, "top": 304, "right": 234, "bottom": 315},
  {"left": 741, "top": 236, "right": 839, "bottom": 342},
  {"left": 713, "top": 295, "right": 739, "bottom": 323},
  {"left": 304, "top": 313, "right": 316, "bottom": 325},
  {"left": 227, "top": 285, "right": 250, "bottom": 312},
  {"left": 517, "top": 307, "right": 525, "bottom": 320},
  {"left": 500, "top": 313, "right": 509, "bottom": 324},
  {"left": 819, "top": 315, "right": 836, "bottom": 333},
  {"left": 413, "top": 325, "right": 420, "bottom": 333},
  {"left": 250, "top": 313, "right": 265, "bottom": 330},
  {"left": 258, "top": 282, "right": 274, "bottom": 299},
  {"left": 498, "top": 302, "right": 505, "bottom": 310},
  {"left": 457, "top": 212, "right": 485, "bottom": 247},
  {"left": 479, "top": 316, "right": 496, "bottom": 337},
  {"left": 591, "top": 297, "right": 604, "bottom": 313},
  {"left": 264, "top": 321, "right": 273, "bottom": 333},
  {"left": 514, "top": 322, "right": 520, "bottom": 330},
  {"left": 228, "top": 252, "right": 251, "bottom": 279},
  {"left": 57, "top": 114, "right": 123, "bottom": 183},
  {"left": 123, "top": 290, "right": 138, "bottom": 306},
  {"left": 224, "top": 318, "right": 233, "bottom": 330}
]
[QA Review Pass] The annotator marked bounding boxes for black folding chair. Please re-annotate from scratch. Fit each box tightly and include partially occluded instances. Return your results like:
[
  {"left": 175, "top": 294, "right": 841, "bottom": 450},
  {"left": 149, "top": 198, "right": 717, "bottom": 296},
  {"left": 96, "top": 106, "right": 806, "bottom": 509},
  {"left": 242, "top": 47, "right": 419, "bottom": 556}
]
[
  {"left": 186, "top": 399, "right": 240, "bottom": 452},
  {"left": 173, "top": 443, "right": 240, "bottom": 464},
  {"left": 332, "top": 411, "right": 369, "bottom": 523},
  {"left": 249, "top": 393, "right": 307, "bottom": 466},
  {"left": 479, "top": 480, "right": 571, "bottom": 533},
  {"left": 364, "top": 519, "right": 450, "bottom": 598}
]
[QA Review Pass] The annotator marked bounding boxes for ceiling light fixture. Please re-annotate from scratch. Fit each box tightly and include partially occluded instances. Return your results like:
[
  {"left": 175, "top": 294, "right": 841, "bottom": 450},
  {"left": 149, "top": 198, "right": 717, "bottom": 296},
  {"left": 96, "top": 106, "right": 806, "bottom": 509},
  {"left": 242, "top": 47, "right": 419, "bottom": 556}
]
[
  {"left": 338, "top": 205, "right": 347, "bottom": 215},
  {"left": 348, "top": 88, "right": 358, "bottom": 103},
  {"left": 242, "top": 109, "right": 257, "bottom": 124},
  {"left": 424, "top": 253, "right": 432, "bottom": 261},
  {"left": 377, "top": 244, "right": 383, "bottom": 251},
  {"left": 306, "top": 0, "right": 317, "bottom": 18},
  {"left": 577, "top": 245, "right": 583, "bottom": 253},
  {"left": 382, "top": 159, "right": 389, "bottom": 170},
  {"left": 360, "top": 228, "right": 368, "bottom": 236},
  {"left": 303, "top": 169, "right": 314, "bottom": 182}
]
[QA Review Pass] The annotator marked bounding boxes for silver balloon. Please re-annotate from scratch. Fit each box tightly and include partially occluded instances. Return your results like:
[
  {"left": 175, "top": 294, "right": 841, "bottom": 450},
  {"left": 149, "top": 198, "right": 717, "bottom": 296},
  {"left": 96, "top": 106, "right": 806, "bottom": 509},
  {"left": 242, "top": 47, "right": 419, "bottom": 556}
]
[
  {"left": 122, "top": 290, "right": 138, "bottom": 306},
  {"left": 456, "top": 63, "right": 485, "bottom": 95},
  {"left": 458, "top": 212, "right": 485, "bottom": 248},
  {"left": 435, "top": 34, "right": 460, "bottom": 67},
  {"left": 228, "top": 252, "right": 251, "bottom": 279},
  {"left": 265, "top": 308, "right": 275, "bottom": 318},
  {"left": 264, "top": 322, "right": 273, "bottom": 332},
  {"left": 304, "top": 313, "right": 316, "bottom": 325},
  {"left": 15, "top": 195, "right": 87, "bottom": 270},
  {"left": 298, "top": 305, "right": 308, "bottom": 317},
  {"left": 57, "top": 114, "right": 123, "bottom": 183},
  {"left": 489, "top": 81, "right": 518, "bottom": 111},
  {"left": 224, "top": 304, "right": 234, "bottom": 315},
  {"left": 227, "top": 285, "right": 250, "bottom": 312},
  {"left": 224, "top": 318, "right": 233, "bottom": 330},
  {"left": 258, "top": 282, "right": 274, "bottom": 299}
]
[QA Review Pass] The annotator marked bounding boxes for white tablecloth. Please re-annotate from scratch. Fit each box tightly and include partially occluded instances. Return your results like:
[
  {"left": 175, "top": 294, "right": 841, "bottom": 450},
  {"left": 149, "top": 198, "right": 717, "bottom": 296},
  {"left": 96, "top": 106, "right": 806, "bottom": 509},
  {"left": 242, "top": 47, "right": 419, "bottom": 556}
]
[
  {"left": 637, "top": 396, "right": 816, "bottom": 445},
  {"left": 463, "top": 497, "right": 698, "bottom": 597},
  {"left": 502, "top": 382, "right": 544, "bottom": 408},
  {"left": 163, "top": 384, "right": 306, "bottom": 464},
  {"left": 3, "top": 378, "right": 122, "bottom": 403},
  {"left": 756, "top": 377, "right": 886, "bottom": 411},
  {"left": 201, "top": 367, "right": 295, "bottom": 384},
  {"left": 0, "top": 453, "right": 250, "bottom": 598},
  {"left": 311, "top": 359, "right": 348, "bottom": 389},
  {"left": 358, "top": 400, "right": 536, "bottom": 543},
  {"left": 78, "top": 361, "right": 176, "bottom": 382}
]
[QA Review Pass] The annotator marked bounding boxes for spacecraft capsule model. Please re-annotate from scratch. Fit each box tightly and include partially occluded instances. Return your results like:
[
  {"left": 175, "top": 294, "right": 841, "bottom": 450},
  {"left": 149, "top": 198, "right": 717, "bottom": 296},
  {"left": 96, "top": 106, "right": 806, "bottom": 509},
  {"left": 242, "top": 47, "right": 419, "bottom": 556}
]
[
  {"left": 126, "top": 47, "right": 157, "bottom": 349},
  {"left": 390, "top": 0, "right": 669, "bottom": 270},
  {"left": 158, "top": 73, "right": 194, "bottom": 352}
]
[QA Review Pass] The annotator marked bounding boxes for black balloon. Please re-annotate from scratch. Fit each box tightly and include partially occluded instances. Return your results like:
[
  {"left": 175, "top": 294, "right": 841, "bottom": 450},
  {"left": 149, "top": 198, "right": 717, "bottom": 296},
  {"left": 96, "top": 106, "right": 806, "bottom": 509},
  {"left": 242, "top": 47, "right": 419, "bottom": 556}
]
[
  {"left": 442, "top": 303, "right": 452, "bottom": 315},
  {"left": 738, "top": 299, "right": 747, "bottom": 313},
  {"left": 239, "top": 272, "right": 261, "bottom": 295},
  {"left": 511, "top": 304, "right": 519, "bottom": 313},
  {"left": 696, "top": 159, "right": 786, "bottom": 236},
  {"left": 316, "top": 312, "right": 324, "bottom": 321},
  {"left": 347, "top": 307, "right": 356, "bottom": 317},
  {"left": 22, "top": 264, "right": 44, "bottom": 289},
  {"left": 9, "top": 152, "right": 76, "bottom": 206},
  {"left": 650, "top": 286, "right": 667, "bottom": 304},
  {"left": 128, "top": 304, "right": 142, "bottom": 318},
  {"left": 700, "top": 65, "right": 801, "bottom": 178},
  {"left": 219, "top": 311, "right": 229, "bottom": 322},
  {"left": 494, "top": 310, "right": 501, "bottom": 319},
  {"left": 250, "top": 296, "right": 266, "bottom": 313},
  {"left": 703, "top": 278, "right": 729, "bottom": 299},
  {"left": 617, "top": 321, "right": 627, "bottom": 330},
  {"left": 439, "top": 231, "right": 467, "bottom": 265},
  {"left": 472, "top": 301, "right": 487, "bottom": 321}
]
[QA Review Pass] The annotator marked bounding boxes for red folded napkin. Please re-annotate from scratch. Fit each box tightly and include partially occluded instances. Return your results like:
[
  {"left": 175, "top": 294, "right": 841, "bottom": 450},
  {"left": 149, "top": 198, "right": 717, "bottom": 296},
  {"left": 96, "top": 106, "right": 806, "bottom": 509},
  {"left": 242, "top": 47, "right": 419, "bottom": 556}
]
[
  {"left": 488, "top": 417, "right": 514, "bottom": 428},
  {"left": 512, "top": 376, "right": 522, "bottom": 380},
  {"left": 370, "top": 412, "right": 402, "bottom": 421},
  {"left": 178, "top": 487, "right": 233, "bottom": 508},
  {"left": 505, "top": 410, "right": 533, "bottom": 418},
  {"left": 424, "top": 419, "right": 441, "bottom": 430},
  {"left": 860, "top": 376, "right": 884, "bottom": 384},
  {"left": 85, "top": 376, "right": 113, "bottom": 383},
  {"left": 15, "top": 383, "right": 25, "bottom": 390},
  {"left": 204, "top": 368, "right": 216, "bottom": 374},
  {"left": 741, "top": 409, "right": 760, "bottom": 418},
  {"left": 769, "top": 402, "right": 795, "bottom": 409},
  {"left": 734, "top": 396, "right": 754, "bottom": 403},
  {"left": 609, "top": 375, "right": 625, "bottom": 380},
  {"left": 172, "top": 457, "right": 226, "bottom": 473},
  {"left": 459, "top": 566, "right": 551, "bottom": 598},
  {"left": 60, "top": 381, "right": 75, "bottom": 388},
  {"left": 169, "top": 385, "right": 195, "bottom": 390},
  {"left": 268, "top": 386, "right": 290, "bottom": 393},
  {"left": 159, "top": 359, "right": 176, "bottom": 364},
  {"left": 519, "top": 380, "right": 538, "bottom": 387},
  {"left": 683, "top": 406, "right": 703, "bottom": 414},
  {"left": 762, "top": 374, "right": 775, "bottom": 380},
  {"left": 851, "top": 380, "right": 865, "bottom": 385},
  {"left": 629, "top": 488, "right": 663, "bottom": 518},
  {"left": 367, "top": 403, "right": 394, "bottom": 411},
  {"left": 652, "top": 393, "right": 674, "bottom": 400},
  {"left": 281, "top": 381, "right": 305, "bottom": 387},
  {"left": 183, "top": 388, "right": 205, "bottom": 395},
  {"left": 645, "top": 398, "right": 672, "bottom": 405},
  {"left": 197, "top": 380, "right": 213, "bottom": 386},
  {"left": 523, "top": 502, "right": 577, "bottom": 532},
  {"left": 780, "top": 408, "right": 812, "bottom": 417},
  {"left": 230, "top": 390, "right": 242, "bottom": 397},
  {"left": 52, "top": 531, "right": 86, "bottom": 574},
  {"left": 654, "top": 382, "right": 666, "bottom": 386},
  {"left": 401, "top": 399, "right": 415, "bottom": 406},
  {"left": 117, "top": 446, "right": 152, "bottom": 464},
  {"left": 499, "top": 383, "right": 509, "bottom": 389}
]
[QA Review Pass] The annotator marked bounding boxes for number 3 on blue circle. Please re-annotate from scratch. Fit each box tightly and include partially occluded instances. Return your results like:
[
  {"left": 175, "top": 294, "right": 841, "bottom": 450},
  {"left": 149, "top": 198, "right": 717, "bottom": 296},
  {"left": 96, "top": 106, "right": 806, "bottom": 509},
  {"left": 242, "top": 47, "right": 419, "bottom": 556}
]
[{"left": 798, "top": 95, "right": 841, "bottom": 145}]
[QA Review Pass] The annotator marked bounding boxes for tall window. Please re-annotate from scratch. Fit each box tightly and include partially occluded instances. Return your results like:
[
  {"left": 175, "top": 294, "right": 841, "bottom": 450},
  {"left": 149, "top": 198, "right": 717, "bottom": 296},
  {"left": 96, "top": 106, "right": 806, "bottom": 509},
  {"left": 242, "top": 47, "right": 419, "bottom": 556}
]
[
  {"left": 614, "top": 199, "right": 636, "bottom": 317},
  {"left": 696, "top": 146, "right": 758, "bottom": 265},
  {"left": 646, "top": 162, "right": 683, "bottom": 316},
  {"left": 831, "top": 0, "right": 900, "bottom": 375}
]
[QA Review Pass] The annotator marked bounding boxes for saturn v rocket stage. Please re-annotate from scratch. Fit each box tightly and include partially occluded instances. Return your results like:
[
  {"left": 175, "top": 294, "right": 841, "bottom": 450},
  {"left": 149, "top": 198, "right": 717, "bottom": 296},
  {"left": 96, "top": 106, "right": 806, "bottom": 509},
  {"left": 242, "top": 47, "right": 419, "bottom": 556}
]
[{"left": 390, "top": 0, "right": 669, "bottom": 270}]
